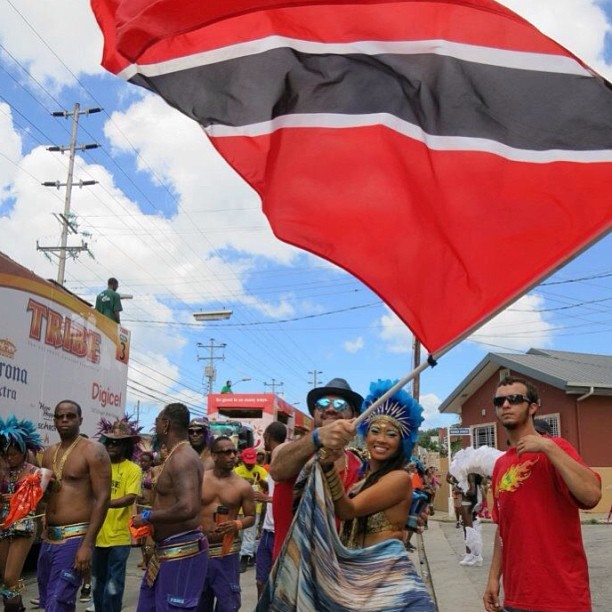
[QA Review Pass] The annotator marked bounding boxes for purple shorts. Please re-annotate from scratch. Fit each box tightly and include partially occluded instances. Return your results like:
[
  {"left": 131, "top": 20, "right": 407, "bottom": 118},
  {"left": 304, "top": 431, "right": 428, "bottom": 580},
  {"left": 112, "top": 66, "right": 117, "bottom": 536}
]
[
  {"left": 37, "top": 537, "right": 84, "bottom": 612},
  {"left": 198, "top": 552, "right": 240, "bottom": 612},
  {"left": 137, "top": 531, "right": 208, "bottom": 612},
  {"left": 255, "top": 530, "right": 275, "bottom": 586}
]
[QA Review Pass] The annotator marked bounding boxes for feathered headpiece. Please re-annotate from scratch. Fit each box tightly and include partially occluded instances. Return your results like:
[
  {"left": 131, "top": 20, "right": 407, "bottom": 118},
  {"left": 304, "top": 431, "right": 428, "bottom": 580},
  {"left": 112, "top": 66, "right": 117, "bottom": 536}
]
[
  {"left": 0, "top": 416, "right": 43, "bottom": 454},
  {"left": 97, "top": 415, "right": 142, "bottom": 459},
  {"left": 358, "top": 379, "right": 424, "bottom": 457}
]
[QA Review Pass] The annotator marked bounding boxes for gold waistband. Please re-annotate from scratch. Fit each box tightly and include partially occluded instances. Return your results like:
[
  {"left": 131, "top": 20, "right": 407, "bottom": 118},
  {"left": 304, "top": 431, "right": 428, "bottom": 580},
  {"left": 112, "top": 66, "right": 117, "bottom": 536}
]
[
  {"left": 156, "top": 538, "right": 203, "bottom": 561},
  {"left": 47, "top": 522, "right": 89, "bottom": 542},
  {"left": 208, "top": 540, "right": 240, "bottom": 558}
]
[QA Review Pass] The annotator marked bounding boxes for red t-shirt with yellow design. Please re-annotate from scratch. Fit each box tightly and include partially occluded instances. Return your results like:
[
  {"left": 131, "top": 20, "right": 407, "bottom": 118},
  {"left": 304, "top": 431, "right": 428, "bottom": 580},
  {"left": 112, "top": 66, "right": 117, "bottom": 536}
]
[{"left": 492, "top": 437, "right": 599, "bottom": 612}]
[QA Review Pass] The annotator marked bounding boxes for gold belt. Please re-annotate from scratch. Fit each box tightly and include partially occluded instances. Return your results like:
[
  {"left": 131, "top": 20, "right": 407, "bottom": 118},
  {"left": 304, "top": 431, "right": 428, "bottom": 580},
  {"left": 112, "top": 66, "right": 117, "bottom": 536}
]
[
  {"left": 145, "top": 537, "right": 205, "bottom": 587},
  {"left": 208, "top": 540, "right": 240, "bottom": 558},
  {"left": 156, "top": 538, "right": 202, "bottom": 561},
  {"left": 47, "top": 522, "right": 89, "bottom": 542}
]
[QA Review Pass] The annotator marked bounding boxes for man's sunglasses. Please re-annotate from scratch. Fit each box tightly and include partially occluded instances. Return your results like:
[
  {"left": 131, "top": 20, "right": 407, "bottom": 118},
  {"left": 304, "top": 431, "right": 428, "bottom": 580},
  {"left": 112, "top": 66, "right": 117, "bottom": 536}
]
[
  {"left": 54, "top": 413, "right": 78, "bottom": 420},
  {"left": 188, "top": 428, "right": 205, "bottom": 435},
  {"left": 105, "top": 439, "right": 124, "bottom": 447},
  {"left": 315, "top": 398, "right": 350, "bottom": 412},
  {"left": 493, "top": 394, "right": 531, "bottom": 407},
  {"left": 212, "top": 449, "right": 238, "bottom": 456}
]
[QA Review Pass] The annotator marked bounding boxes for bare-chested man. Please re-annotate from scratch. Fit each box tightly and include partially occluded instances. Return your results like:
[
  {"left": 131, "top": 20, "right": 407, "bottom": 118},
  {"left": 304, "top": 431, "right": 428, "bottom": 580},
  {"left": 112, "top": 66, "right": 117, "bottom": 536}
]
[
  {"left": 198, "top": 436, "right": 255, "bottom": 612},
  {"left": 38, "top": 400, "right": 111, "bottom": 612},
  {"left": 132, "top": 403, "right": 206, "bottom": 612},
  {"left": 188, "top": 417, "right": 214, "bottom": 470}
]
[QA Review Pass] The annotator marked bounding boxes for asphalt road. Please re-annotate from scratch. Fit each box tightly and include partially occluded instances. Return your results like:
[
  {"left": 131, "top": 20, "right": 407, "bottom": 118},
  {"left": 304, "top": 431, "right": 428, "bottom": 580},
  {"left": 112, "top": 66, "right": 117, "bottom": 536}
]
[
  {"left": 22, "top": 522, "right": 611, "bottom": 611},
  {"left": 438, "top": 521, "right": 612, "bottom": 612}
]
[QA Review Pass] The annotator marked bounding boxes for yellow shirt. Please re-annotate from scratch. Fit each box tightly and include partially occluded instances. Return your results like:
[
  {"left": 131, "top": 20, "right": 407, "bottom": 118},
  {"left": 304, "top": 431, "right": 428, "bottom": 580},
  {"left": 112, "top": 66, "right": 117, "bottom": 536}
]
[
  {"left": 96, "top": 459, "right": 142, "bottom": 547},
  {"left": 234, "top": 464, "right": 268, "bottom": 513}
]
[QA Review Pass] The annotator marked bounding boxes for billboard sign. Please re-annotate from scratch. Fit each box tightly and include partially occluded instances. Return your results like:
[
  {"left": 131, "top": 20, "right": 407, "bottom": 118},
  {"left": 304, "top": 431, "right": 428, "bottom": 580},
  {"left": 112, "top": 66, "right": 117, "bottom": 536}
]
[{"left": 0, "top": 253, "right": 130, "bottom": 444}]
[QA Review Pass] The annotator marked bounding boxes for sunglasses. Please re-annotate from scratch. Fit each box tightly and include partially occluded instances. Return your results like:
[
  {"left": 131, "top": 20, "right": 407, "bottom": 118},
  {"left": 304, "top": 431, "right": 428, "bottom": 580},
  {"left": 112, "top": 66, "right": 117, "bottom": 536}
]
[
  {"left": 493, "top": 394, "right": 531, "bottom": 407},
  {"left": 315, "top": 398, "right": 350, "bottom": 412},
  {"left": 105, "top": 439, "right": 124, "bottom": 447},
  {"left": 188, "top": 428, "right": 205, "bottom": 435},
  {"left": 213, "top": 449, "right": 238, "bottom": 456},
  {"left": 54, "top": 413, "right": 78, "bottom": 420}
]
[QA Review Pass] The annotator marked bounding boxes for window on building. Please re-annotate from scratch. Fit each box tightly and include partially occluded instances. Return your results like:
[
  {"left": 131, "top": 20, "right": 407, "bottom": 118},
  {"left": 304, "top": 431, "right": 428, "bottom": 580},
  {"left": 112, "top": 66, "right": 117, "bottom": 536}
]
[
  {"left": 537, "top": 413, "right": 560, "bottom": 437},
  {"left": 473, "top": 423, "right": 496, "bottom": 448}
]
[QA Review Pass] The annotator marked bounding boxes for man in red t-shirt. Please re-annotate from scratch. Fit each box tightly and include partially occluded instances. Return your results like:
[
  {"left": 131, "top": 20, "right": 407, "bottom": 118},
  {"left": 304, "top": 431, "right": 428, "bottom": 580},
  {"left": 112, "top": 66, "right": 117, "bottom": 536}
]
[
  {"left": 269, "top": 377, "right": 363, "bottom": 560},
  {"left": 483, "top": 376, "right": 601, "bottom": 612}
]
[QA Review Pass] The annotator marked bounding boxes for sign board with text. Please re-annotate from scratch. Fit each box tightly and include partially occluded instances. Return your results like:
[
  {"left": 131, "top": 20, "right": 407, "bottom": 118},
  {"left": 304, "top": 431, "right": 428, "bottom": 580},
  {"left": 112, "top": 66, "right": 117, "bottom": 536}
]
[
  {"left": 0, "top": 252, "right": 130, "bottom": 445},
  {"left": 449, "top": 427, "right": 471, "bottom": 435}
]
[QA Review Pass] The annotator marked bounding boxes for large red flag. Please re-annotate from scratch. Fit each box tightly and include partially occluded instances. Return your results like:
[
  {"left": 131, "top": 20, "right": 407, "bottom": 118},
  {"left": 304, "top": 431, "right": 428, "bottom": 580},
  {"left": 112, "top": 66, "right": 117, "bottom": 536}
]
[{"left": 91, "top": 0, "right": 612, "bottom": 355}]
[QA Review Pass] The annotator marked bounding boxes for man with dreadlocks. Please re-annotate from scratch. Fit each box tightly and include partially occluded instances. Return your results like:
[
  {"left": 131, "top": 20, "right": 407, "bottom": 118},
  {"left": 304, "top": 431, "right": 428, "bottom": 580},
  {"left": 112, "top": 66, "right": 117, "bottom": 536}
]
[
  {"left": 0, "top": 417, "right": 44, "bottom": 612},
  {"left": 90, "top": 417, "right": 142, "bottom": 612}
]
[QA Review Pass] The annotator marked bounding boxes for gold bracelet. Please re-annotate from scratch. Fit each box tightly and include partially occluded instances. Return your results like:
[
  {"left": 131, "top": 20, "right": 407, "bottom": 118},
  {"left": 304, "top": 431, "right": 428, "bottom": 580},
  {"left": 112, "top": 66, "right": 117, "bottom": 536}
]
[{"left": 323, "top": 467, "right": 344, "bottom": 502}]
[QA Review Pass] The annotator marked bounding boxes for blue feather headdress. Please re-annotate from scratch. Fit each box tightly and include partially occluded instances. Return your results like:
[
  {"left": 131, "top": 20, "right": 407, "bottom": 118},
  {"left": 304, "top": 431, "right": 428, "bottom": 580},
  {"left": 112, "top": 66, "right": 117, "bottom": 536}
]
[
  {"left": 0, "top": 416, "right": 43, "bottom": 454},
  {"left": 357, "top": 379, "right": 424, "bottom": 458}
]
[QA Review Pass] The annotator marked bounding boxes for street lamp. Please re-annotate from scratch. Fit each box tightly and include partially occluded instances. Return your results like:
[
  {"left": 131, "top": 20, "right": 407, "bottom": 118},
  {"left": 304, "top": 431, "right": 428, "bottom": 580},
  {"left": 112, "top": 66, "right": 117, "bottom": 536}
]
[
  {"left": 193, "top": 309, "right": 233, "bottom": 321},
  {"left": 233, "top": 377, "right": 251, "bottom": 387}
]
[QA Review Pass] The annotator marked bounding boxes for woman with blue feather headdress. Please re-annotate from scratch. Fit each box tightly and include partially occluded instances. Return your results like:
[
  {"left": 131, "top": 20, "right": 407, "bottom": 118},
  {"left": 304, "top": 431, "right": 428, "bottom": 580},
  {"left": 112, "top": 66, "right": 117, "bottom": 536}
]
[
  {"left": 0, "top": 416, "right": 43, "bottom": 611},
  {"left": 259, "top": 380, "right": 435, "bottom": 611}
]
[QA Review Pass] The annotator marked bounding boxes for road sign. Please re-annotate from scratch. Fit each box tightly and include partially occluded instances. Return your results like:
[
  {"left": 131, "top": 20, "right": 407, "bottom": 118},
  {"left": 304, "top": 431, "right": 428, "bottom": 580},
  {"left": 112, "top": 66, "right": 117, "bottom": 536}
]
[{"left": 449, "top": 427, "right": 471, "bottom": 435}]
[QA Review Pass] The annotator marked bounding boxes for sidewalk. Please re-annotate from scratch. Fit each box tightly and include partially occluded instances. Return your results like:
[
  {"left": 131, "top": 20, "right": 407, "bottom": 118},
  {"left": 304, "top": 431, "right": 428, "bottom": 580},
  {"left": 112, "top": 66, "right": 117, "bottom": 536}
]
[{"left": 419, "top": 519, "right": 484, "bottom": 611}]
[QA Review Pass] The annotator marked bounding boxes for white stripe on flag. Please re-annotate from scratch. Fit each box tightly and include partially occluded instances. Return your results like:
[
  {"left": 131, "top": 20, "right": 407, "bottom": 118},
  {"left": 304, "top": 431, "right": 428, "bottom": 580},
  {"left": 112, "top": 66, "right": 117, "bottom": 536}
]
[
  {"left": 118, "top": 36, "right": 591, "bottom": 80},
  {"left": 203, "top": 112, "right": 612, "bottom": 164}
]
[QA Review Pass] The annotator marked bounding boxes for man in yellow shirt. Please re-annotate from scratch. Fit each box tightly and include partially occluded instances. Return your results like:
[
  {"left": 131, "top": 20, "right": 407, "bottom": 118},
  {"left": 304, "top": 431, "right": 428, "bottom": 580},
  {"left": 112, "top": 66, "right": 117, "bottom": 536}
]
[
  {"left": 234, "top": 447, "right": 268, "bottom": 572},
  {"left": 91, "top": 419, "right": 142, "bottom": 612}
]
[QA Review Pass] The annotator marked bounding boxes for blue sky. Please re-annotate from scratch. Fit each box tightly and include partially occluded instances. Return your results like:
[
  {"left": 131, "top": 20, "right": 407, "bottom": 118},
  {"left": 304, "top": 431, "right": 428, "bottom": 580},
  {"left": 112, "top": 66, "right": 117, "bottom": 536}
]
[{"left": 1, "top": 0, "right": 611, "bottom": 432}]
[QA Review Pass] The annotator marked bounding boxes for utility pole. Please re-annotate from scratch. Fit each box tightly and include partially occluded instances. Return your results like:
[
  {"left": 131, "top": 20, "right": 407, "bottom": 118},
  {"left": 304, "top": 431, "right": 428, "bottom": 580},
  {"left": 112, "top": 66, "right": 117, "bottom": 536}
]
[
  {"left": 197, "top": 339, "right": 226, "bottom": 395},
  {"left": 264, "top": 379, "right": 284, "bottom": 395},
  {"left": 37, "top": 103, "right": 101, "bottom": 285},
  {"left": 308, "top": 370, "right": 323, "bottom": 389}
]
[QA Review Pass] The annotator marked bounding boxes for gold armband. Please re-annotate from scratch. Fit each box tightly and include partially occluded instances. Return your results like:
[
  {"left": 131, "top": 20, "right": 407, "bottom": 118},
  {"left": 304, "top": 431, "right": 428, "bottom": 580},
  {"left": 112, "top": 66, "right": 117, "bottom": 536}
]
[{"left": 323, "top": 466, "right": 345, "bottom": 502}]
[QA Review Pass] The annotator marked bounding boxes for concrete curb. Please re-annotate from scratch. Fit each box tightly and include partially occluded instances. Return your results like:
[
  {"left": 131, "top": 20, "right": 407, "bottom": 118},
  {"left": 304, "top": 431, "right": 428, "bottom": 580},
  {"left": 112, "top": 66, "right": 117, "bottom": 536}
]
[{"left": 423, "top": 521, "right": 483, "bottom": 612}]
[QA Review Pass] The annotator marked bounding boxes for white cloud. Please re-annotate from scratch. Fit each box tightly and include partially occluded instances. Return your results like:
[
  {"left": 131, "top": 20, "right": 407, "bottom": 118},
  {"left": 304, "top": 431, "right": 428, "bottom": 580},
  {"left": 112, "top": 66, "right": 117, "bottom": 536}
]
[
  {"left": 499, "top": 0, "right": 611, "bottom": 80},
  {"left": 377, "top": 307, "right": 413, "bottom": 354},
  {"left": 469, "top": 293, "right": 554, "bottom": 351},
  {"left": 344, "top": 336, "right": 364, "bottom": 353},
  {"left": 0, "top": 0, "right": 104, "bottom": 89},
  {"left": 419, "top": 392, "right": 456, "bottom": 430}
]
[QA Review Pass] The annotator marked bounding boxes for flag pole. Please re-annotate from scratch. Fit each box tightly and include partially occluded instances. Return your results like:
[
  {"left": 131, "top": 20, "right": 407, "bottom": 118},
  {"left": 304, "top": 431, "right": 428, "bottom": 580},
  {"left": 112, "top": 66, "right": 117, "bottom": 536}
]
[{"left": 354, "top": 353, "right": 439, "bottom": 427}]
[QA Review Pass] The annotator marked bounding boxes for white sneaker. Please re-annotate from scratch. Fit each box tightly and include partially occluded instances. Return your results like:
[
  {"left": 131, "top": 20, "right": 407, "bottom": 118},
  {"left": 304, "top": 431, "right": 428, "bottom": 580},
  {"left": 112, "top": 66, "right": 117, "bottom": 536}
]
[
  {"left": 463, "top": 554, "right": 483, "bottom": 567},
  {"left": 459, "top": 553, "right": 474, "bottom": 565},
  {"left": 86, "top": 604, "right": 95, "bottom": 612}
]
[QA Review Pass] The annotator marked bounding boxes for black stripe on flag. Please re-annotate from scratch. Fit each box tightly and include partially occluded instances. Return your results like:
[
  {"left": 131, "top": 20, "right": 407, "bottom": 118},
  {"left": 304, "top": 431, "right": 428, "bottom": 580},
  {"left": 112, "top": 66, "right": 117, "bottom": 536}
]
[{"left": 129, "top": 49, "right": 612, "bottom": 151}]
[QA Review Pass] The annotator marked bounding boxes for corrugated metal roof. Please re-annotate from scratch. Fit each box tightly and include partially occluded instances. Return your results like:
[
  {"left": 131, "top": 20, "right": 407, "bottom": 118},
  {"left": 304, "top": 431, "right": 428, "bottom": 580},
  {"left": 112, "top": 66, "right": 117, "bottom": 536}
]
[{"left": 439, "top": 348, "right": 612, "bottom": 414}]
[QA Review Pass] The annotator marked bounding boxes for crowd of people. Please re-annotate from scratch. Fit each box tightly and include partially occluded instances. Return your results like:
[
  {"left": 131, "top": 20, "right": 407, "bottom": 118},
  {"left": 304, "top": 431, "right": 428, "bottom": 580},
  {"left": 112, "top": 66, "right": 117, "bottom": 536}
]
[{"left": 0, "top": 372, "right": 601, "bottom": 611}]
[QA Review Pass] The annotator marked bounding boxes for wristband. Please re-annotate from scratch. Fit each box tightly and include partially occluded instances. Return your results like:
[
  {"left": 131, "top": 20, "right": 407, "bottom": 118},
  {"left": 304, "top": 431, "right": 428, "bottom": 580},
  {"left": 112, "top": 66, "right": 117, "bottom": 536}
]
[
  {"left": 141, "top": 509, "right": 152, "bottom": 523},
  {"left": 312, "top": 429, "right": 323, "bottom": 450}
]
